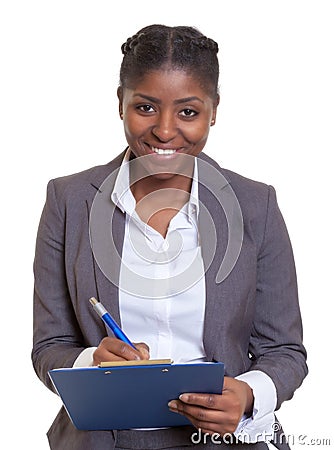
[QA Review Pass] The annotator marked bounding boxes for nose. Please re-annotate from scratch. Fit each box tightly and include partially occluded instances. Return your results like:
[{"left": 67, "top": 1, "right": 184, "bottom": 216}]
[{"left": 152, "top": 111, "right": 178, "bottom": 142}]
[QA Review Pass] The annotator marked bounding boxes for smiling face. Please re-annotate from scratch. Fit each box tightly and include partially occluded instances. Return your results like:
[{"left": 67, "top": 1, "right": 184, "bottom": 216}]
[{"left": 117, "top": 68, "right": 219, "bottom": 185}]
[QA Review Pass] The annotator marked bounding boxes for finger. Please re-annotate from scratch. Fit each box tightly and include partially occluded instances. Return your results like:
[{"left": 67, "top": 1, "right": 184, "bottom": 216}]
[
  {"left": 93, "top": 349, "right": 127, "bottom": 365},
  {"left": 168, "top": 401, "right": 236, "bottom": 436},
  {"left": 168, "top": 403, "right": 226, "bottom": 435},
  {"left": 178, "top": 386, "right": 244, "bottom": 413},
  {"left": 94, "top": 337, "right": 143, "bottom": 363},
  {"left": 178, "top": 393, "right": 224, "bottom": 410},
  {"left": 169, "top": 400, "right": 225, "bottom": 424},
  {"left": 135, "top": 342, "right": 150, "bottom": 359}
]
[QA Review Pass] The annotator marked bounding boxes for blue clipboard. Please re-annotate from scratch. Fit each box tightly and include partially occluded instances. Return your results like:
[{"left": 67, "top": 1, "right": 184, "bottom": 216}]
[{"left": 48, "top": 361, "right": 224, "bottom": 430}]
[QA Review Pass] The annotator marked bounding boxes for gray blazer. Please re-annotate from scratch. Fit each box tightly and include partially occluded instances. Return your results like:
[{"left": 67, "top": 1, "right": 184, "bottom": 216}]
[{"left": 32, "top": 151, "right": 307, "bottom": 450}]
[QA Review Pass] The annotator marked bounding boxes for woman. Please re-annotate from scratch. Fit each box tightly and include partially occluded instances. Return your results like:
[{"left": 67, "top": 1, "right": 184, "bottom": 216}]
[{"left": 32, "top": 25, "right": 307, "bottom": 449}]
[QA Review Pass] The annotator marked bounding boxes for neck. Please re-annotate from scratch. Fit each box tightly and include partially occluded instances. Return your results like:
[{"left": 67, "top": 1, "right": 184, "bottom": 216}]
[{"left": 129, "top": 156, "right": 194, "bottom": 204}]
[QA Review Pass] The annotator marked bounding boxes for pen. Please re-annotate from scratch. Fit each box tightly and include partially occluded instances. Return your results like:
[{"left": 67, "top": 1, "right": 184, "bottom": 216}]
[{"left": 89, "top": 297, "right": 137, "bottom": 349}]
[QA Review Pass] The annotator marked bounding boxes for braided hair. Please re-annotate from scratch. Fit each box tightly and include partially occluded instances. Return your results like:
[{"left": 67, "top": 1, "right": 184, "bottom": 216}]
[{"left": 120, "top": 25, "right": 219, "bottom": 99}]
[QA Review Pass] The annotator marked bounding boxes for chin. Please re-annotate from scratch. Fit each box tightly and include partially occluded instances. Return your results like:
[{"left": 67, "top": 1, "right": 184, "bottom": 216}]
[{"left": 151, "top": 172, "right": 178, "bottom": 181}]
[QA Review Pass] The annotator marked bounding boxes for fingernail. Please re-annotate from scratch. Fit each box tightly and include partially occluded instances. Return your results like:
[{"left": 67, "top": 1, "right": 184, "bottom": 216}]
[
  {"left": 168, "top": 401, "right": 177, "bottom": 409},
  {"left": 179, "top": 394, "right": 189, "bottom": 402}
]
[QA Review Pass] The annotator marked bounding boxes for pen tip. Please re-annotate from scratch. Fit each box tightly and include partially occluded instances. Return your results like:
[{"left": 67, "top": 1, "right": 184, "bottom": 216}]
[{"left": 89, "top": 297, "right": 98, "bottom": 306}]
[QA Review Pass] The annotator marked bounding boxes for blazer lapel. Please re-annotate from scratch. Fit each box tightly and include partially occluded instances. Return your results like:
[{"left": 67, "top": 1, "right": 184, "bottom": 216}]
[
  {"left": 88, "top": 155, "right": 126, "bottom": 333},
  {"left": 197, "top": 154, "right": 242, "bottom": 361}
]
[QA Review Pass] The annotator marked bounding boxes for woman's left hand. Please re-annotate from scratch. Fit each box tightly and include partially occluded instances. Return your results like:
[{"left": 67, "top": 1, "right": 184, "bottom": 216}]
[{"left": 168, "top": 376, "right": 254, "bottom": 436}]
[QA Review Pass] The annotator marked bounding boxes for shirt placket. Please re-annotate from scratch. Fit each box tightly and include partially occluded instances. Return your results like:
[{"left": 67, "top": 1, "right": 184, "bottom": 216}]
[{"left": 149, "top": 233, "right": 172, "bottom": 359}]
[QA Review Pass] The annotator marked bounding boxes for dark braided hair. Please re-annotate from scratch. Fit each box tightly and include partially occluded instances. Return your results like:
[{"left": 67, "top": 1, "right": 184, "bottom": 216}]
[{"left": 120, "top": 25, "right": 219, "bottom": 99}]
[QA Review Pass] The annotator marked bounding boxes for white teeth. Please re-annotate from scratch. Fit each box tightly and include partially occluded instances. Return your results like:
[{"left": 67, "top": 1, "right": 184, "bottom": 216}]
[{"left": 151, "top": 147, "right": 177, "bottom": 155}]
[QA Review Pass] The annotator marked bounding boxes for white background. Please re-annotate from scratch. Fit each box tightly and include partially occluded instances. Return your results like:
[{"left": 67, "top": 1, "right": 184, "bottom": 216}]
[{"left": 1, "top": 1, "right": 333, "bottom": 448}]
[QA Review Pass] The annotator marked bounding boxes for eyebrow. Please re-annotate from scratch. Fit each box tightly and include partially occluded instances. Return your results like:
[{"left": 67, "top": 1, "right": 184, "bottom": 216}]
[{"left": 134, "top": 94, "right": 204, "bottom": 105}]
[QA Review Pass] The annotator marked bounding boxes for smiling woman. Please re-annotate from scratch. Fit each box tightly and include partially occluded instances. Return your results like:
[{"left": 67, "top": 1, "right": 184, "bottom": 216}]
[
  {"left": 117, "top": 25, "right": 220, "bottom": 203},
  {"left": 32, "top": 24, "right": 307, "bottom": 450}
]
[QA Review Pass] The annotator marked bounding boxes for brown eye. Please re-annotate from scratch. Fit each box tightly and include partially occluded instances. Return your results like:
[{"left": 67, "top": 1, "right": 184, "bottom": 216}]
[
  {"left": 179, "top": 108, "right": 198, "bottom": 117},
  {"left": 138, "top": 104, "right": 155, "bottom": 113}
]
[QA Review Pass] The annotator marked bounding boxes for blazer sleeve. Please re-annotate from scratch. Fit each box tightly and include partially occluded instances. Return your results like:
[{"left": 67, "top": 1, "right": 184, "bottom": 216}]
[
  {"left": 32, "top": 180, "right": 85, "bottom": 392},
  {"left": 249, "top": 185, "right": 308, "bottom": 409}
]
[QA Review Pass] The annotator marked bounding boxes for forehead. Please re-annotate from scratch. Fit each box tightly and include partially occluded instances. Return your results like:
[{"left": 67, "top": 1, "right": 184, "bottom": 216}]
[{"left": 125, "top": 68, "right": 213, "bottom": 99}]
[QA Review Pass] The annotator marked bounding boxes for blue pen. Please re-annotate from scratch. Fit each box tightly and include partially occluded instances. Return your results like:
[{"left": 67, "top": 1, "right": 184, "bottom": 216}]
[{"left": 89, "top": 297, "right": 137, "bottom": 349}]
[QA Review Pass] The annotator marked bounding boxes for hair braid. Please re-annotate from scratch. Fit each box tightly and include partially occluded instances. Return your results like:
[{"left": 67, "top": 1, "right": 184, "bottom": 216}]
[
  {"left": 121, "top": 32, "right": 145, "bottom": 55},
  {"left": 193, "top": 36, "right": 219, "bottom": 53}
]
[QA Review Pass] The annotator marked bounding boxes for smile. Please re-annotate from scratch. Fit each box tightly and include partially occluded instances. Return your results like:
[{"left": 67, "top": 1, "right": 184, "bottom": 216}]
[{"left": 151, "top": 146, "right": 177, "bottom": 155}]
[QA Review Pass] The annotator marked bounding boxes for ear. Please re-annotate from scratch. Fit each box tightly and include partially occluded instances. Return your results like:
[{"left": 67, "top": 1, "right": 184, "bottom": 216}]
[
  {"left": 210, "top": 94, "right": 220, "bottom": 126},
  {"left": 117, "top": 86, "right": 124, "bottom": 119}
]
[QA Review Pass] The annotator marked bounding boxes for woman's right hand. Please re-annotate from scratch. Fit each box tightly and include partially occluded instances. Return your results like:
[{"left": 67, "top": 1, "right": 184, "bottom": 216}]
[{"left": 93, "top": 337, "right": 150, "bottom": 366}]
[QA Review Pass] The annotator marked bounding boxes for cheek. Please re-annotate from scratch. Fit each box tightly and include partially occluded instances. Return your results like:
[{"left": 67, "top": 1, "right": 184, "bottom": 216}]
[
  {"left": 184, "top": 122, "right": 211, "bottom": 144},
  {"left": 123, "top": 121, "right": 140, "bottom": 142},
  {"left": 123, "top": 115, "right": 150, "bottom": 140}
]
